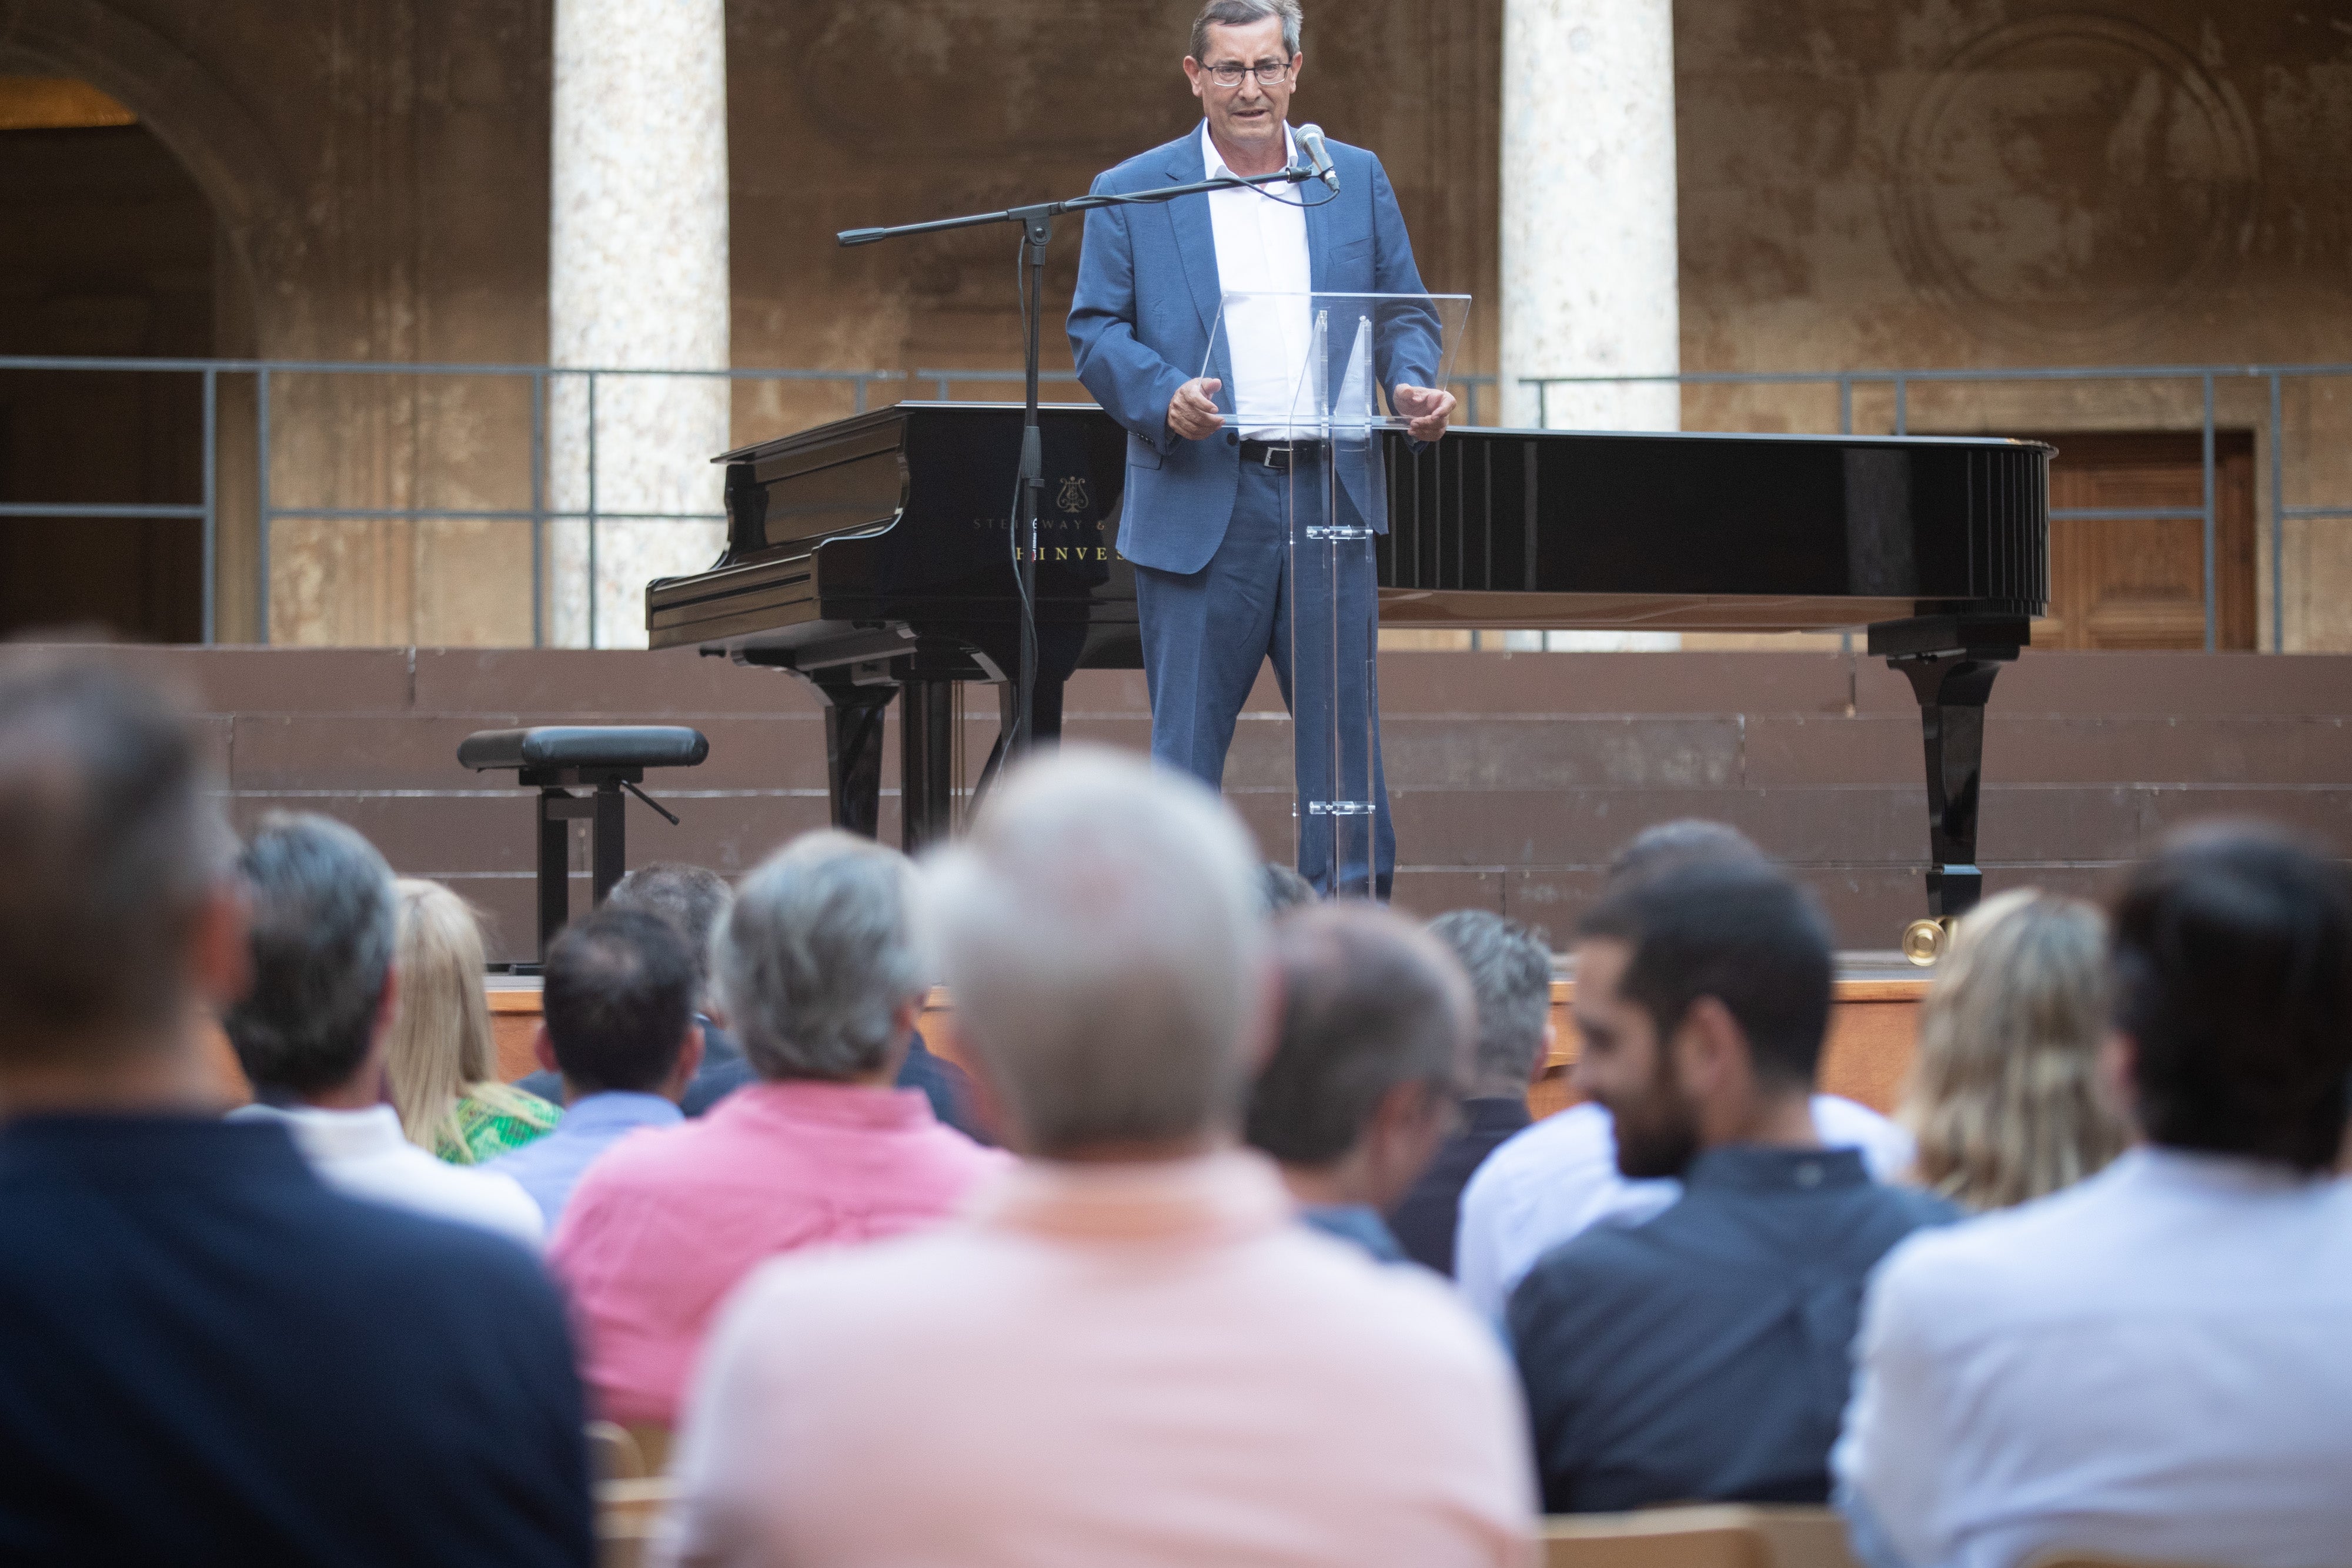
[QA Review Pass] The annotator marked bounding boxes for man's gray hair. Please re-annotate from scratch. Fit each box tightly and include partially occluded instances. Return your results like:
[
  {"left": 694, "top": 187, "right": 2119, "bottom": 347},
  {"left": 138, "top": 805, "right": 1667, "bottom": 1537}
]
[
  {"left": 714, "top": 831, "right": 927, "bottom": 1082},
  {"left": 224, "top": 811, "right": 398, "bottom": 1096},
  {"left": 608, "top": 861, "right": 733, "bottom": 1002},
  {"left": 1427, "top": 910, "right": 1553, "bottom": 1091},
  {"left": 1191, "top": 0, "right": 1302, "bottom": 62},
  {"left": 923, "top": 746, "right": 1265, "bottom": 1157}
]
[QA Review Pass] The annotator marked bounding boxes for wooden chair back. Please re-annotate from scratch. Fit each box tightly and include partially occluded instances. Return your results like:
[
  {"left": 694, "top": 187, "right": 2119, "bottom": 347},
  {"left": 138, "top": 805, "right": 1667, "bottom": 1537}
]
[
  {"left": 585, "top": 1421, "right": 646, "bottom": 1483},
  {"left": 596, "top": 1476, "right": 674, "bottom": 1568},
  {"left": 1543, "top": 1506, "right": 1859, "bottom": 1568}
]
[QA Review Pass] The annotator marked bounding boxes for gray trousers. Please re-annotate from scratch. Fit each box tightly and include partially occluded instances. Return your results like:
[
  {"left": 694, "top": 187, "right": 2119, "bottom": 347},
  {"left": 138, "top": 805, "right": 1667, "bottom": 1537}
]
[{"left": 1134, "top": 452, "right": 1395, "bottom": 897}]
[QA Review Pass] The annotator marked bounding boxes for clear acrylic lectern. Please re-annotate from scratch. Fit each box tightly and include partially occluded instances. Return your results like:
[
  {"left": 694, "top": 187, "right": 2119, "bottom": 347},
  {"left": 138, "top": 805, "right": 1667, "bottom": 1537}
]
[{"left": 1205, "top": 290, "right": 1470, "bottom": 897}]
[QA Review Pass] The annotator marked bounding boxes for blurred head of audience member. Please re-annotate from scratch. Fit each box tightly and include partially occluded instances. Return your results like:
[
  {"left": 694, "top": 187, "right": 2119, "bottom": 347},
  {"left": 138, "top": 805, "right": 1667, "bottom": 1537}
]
[
  {"left": 1259, "top": 861, "right": 1317, "bottom": 915},
  {"left": 1603, "top": 817, "right": 1766, "bottom": 895},
  {"left": 383, "top": 878, "right": 559, "bottom": 1163},
  {"left": 1244, "top": 904, "right": 1474, "bottom": 1261},
  {"left": 1510, "top": 859, "right": 1955, "bottom": 1513},
  {"left": 226, "top": 813, "right": 401, "bottom": 1110},
  {"left": 225, "top": 816, "right": 542, "bottom": 1245},
  {"left": 1573, "top": 860, "right": 1835, "bottom": 1178},
  {"left": 1835, "top": 825, "right": 2352, "bottom": 1568},
  {"left": 1387, "top": 910, "right": 1553, "bottom": 1275},
  {"left": 608, "top": 862, "right": 731, "bottom": 1013},
  {"left": 0, "top": 666, "right": 592, "bottom": 1564},
  {"left": 1901, "top": 888, "right": 2128, "bottom": 1211},
  {"left": 927, "top": 752, "right": 1268, "bottom": 1160},
  {"left": 2111, "top": 824, "right": 2352, "bottom": 1171},
  {"left": 485, "top": 905, "right": 703, "bottom": 1226},
  {"left": 716, "top": 831, "right": 928, "bottom": 1088},
  {"left": 550, "top": 829, "right": 1003, "bottom": 1430},
  {"left": 540, "top": 907, "right": 702, "bottom": 1102},
  {"left": 660, "top": 746, "right": 1534, "bottom": 1567},
  {"left": 0, "top": 663, "right": 243, "bottom": 1112}
]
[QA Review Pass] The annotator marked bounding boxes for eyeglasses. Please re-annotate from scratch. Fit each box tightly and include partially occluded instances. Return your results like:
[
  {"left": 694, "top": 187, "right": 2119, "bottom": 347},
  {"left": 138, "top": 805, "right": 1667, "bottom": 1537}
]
[{"left": 1201, "top": 58, "right": 1295, "bottom": 88}]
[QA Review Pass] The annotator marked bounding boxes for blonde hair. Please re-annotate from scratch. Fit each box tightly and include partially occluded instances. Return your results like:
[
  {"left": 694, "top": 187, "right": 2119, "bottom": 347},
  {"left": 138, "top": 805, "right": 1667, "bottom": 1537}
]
[
  {"left": 383, "top": 878, "right": 532, "bottom": 1161},
  {"left": 1900, "top": 888, "right": 2130, "bottom": 1211}
]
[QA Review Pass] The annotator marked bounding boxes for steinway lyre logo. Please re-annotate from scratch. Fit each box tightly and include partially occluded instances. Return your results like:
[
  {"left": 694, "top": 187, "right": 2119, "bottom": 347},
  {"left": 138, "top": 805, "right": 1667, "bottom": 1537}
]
[{"left": 1055, "top": 475, "right": 1090, "bottom": 516}]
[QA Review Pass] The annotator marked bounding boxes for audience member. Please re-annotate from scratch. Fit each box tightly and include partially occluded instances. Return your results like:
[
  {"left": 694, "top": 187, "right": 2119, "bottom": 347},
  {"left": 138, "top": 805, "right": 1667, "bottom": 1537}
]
[
  {"left": 485, "top": 906, "right": 703, "bottom": 1225},
  {"left": 1245, "top": 904, "right": 1476, "bottom": 1263},
  {"left": 552, "top": 831, "right": 1004, "bottom": 1429},
  {"left": 1456, "top": 819, "right": 1912, "bottom": 1320},
  {"left": 1511, "top": 861, "right": 1955, "bottom": 1513},
  {"left": 385, "top": 877, "right": 560, "bottom": 1162},
  {"left": 226, "top": 817, "right": 543, "bottom": 1247},
  {"left": 662, "top": 749, "right": 1534, "bottom": 1567},
  {"left": 1604, "top": 816, "right": 1768, "bottom": 891},
  {"left": 0, "top": 664, "right": 589, "bottom": 1563},
  {"left": 519, "top": 860, "right": 991, "bottom": 1138},
  {"left": 1837, "top": 825, "right": 2352, "bottom": 1568},
  {"left": 1388, "top": 910, "right": 1552, "bottom": 1275},
  {"left": 1899, "top": 888, "right": 2128, "bottom": 1211}
]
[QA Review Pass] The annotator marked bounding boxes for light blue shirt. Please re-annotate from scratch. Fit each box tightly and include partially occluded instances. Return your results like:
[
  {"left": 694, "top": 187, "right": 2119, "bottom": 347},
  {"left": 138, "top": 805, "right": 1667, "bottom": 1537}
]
[{"left": 483, "top": 1091, "right": 681, "bottom": 1227}]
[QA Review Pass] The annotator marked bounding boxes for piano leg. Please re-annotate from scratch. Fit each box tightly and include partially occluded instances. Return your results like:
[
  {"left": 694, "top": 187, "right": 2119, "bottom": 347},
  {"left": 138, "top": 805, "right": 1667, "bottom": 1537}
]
[
  {"left": 902, "top": 678, "right": 957, "bottom": 855},
  {"left": 974, "top": 673, "right": 1068, "bottom": 803},
  {"left": 810, "top": 677, "right": 893, "bottom": 840},
  {"left": 1869, "top": 616, "right": 2029, "bottom": 929}
]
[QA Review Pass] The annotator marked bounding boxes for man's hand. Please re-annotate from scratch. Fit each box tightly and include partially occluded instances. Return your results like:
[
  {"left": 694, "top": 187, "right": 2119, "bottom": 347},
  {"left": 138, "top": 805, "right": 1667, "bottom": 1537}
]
[
  {"left": 1393, "top": 384, "right": 1456, "bottom": 442},
  {"left": 1168, "top": 377, "right": 1226, "bottom": 441}
]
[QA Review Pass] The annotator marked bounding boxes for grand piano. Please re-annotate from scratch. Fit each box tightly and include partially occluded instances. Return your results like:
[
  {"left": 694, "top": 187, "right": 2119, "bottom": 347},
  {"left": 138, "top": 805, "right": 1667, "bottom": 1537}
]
[{"left": 647, "top": 402, "right": 2050, "bottom": 932}]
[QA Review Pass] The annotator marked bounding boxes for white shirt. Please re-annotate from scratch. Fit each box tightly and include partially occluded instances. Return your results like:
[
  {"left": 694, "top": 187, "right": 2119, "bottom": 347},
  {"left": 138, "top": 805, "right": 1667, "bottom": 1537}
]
[
  {"left": 1202, "top": 122, "right": 1315, "bottom": 439},
  {"left": 1454, "top": 1094, "right": 1915, "bottom": 1324},
  {"left": 1835, "top": 1147, "right": 2352, "bottom": 1568},
  {"left": 233, "top": 1103, "right": 544, "bottom": 1249}
]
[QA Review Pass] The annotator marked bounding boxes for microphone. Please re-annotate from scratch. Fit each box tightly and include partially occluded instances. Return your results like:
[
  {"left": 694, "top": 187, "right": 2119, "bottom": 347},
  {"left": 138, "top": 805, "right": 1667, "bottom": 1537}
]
[{"left": 1296, "top": 123, "right": 1340, "bottom": 195}]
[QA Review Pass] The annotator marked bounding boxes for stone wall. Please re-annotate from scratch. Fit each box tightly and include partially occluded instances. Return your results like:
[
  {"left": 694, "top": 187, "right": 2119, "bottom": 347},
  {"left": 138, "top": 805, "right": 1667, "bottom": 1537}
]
[{"left": 5, "top": 1, "right": 2351, "bottom": 647}]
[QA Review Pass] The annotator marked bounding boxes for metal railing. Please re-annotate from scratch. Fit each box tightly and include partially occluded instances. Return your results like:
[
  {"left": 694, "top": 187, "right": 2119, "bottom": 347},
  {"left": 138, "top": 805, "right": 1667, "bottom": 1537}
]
[
  {"left": 5, "top": 353, "right": 2341, "bottom": 650},
  {"left": 1523, "top": 364, "right": 2352, "bottom": 653}
]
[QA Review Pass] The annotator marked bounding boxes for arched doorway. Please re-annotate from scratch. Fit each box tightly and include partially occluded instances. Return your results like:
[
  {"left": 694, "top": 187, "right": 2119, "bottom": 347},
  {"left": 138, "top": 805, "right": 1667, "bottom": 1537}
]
[{"left": 0, "top": 75, "right": 212, "bottom": 641}]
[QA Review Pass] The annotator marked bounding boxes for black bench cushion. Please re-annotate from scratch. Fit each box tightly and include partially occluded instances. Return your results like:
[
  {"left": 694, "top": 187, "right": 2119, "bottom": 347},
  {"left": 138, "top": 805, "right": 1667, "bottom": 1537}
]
[{"left": 457, "top": 726, "right": 709, "bottom": 773}]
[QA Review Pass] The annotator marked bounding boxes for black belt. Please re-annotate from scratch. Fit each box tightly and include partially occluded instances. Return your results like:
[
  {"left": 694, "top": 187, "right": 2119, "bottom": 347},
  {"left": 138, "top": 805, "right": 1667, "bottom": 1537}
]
[{"left": 1238, "top": 438, "right": 1326, "bottom": 471}]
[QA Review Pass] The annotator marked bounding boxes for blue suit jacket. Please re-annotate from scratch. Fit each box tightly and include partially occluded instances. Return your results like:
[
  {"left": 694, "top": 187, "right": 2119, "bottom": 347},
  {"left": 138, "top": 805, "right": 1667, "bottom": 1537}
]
[{"left": 1068, "top": 124, "right": 1436, "bottom": 576}]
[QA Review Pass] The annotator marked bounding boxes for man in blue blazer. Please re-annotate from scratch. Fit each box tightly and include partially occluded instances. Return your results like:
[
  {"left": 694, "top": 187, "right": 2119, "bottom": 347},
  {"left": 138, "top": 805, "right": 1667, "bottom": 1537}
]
[{"left": 1069, "top": 0, "right": 1454, "bottom": 898}]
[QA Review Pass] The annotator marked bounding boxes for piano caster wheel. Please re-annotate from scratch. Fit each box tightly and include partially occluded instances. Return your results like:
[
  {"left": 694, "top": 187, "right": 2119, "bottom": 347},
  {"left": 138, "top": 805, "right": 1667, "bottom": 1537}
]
[{"left": 1901, "top": 917, "right": 1955, "bottom": 967}]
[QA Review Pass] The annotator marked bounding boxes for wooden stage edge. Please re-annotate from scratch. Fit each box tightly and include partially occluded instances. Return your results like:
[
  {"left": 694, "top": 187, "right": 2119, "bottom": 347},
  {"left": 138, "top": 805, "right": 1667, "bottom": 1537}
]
[{"left": 476, "top": 957, "right": 1931, "bottom": 1122}]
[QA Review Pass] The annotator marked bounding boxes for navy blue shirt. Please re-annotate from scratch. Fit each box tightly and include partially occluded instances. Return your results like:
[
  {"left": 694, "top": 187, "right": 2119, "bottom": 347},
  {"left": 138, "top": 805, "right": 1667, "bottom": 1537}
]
[
  {"left": 1508, "top": 1144, "right": 1956, "bottom": 1514},
  {"left": 0, "top": 1115, "right": 593, "bottom": 1566},
  {"left": 1388, "top": 1096, "right": 1532, "bottom": 1275}
]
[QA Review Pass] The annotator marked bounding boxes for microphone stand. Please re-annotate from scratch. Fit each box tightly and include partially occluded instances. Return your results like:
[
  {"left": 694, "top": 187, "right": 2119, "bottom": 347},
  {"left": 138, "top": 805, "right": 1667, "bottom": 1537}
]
[{"left": 840, "top": 162, "right": 1322, "bottom": 763}]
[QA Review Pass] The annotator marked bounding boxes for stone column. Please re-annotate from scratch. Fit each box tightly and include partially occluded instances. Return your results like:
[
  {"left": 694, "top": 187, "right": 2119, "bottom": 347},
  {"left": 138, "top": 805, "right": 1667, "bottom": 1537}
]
[
  {"left": 1499, "top": 0, "right": 1679, "bottom": 435},
  {"left": 548, "top": 0, "right": 730, "bottom": 648}
]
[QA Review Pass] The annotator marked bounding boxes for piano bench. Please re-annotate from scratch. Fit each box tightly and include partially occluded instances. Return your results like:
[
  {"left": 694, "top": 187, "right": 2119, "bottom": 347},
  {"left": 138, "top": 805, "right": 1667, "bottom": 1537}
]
[{"left": 457, "top": 726, "right": 711, "bottom": 959}]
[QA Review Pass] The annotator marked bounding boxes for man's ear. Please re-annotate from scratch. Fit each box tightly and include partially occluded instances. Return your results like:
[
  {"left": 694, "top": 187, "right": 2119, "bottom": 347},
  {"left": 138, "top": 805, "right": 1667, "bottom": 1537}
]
[
  {"left": 2098, "top": 1031, "right": 2139, "bottom": 1128},
  {"left": 1238, "top": 955, "right": 1284, "bottom": 1076},
  {"left": 532, "top": 1024, "right": 557, "bottom": 1076},
  {"left": 667, "top": 1020, "right": 705, "bottom": 1099},
  {"left": 1673, "top": 996, "right": 1743, "bottom": 1099},
  {"left": 188, "top": 881, "right": 252, "bottom": 1015},
  {"left": 1528, "top": 1021, "right": 1558, "bottom": 1089}
]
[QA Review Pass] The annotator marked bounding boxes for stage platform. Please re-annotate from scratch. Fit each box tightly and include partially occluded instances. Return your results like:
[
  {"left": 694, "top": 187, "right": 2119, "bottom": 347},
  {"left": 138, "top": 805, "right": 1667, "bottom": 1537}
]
[{"left": 13, "top": 643, "right": 2343, "bottom": 963}]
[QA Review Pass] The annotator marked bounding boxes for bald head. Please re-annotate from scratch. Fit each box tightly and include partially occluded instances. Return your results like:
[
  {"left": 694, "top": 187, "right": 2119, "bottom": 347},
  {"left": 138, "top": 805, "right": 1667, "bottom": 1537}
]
[{"left": 922, "top": 747, "right": 1266, "bottom": 1158}]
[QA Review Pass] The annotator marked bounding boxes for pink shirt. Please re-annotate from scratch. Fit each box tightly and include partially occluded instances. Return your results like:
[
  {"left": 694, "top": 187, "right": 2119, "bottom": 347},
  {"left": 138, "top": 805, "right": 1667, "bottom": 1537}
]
[
  {"left": 549, "top": 1079, "right": 1005, "bottom": 1427},
  {"left": 660, "top": 1151, "right": 1536, "bottom": 1568}
]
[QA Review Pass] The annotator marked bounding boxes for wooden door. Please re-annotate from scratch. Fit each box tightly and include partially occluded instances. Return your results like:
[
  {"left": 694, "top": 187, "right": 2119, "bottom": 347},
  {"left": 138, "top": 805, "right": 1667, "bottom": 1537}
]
[{"left": 2026, "top": 430, "right": 2256, "bottom": 650}]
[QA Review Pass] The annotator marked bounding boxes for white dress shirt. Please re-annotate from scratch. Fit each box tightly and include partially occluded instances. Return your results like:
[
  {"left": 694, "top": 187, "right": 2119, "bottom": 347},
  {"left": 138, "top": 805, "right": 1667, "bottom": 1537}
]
[
  {"left": 1835, "top": 1146, "right": 2352, "bottom": 1568},
  {"left": 233, "top": 1102, "right": 544, "bottom": 1249},
  {"left": 1202, "top": 122, "right": 1315, "bottom": 439},
  {"left": 1454, "top": 1095, "right": 1915, "bottom": 1324}
]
